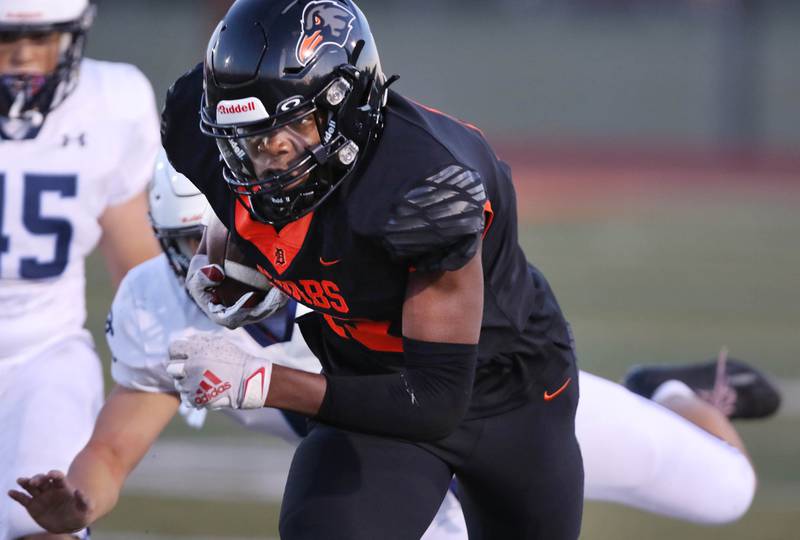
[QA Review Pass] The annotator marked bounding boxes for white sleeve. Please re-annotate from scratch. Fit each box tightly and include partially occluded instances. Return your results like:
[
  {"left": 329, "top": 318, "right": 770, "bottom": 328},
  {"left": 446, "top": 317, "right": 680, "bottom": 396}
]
[
  {"left": 106, "top": 273, "right": 176, "bottom": 394},
  {"left": 103, "top": 64, "right": 160, "bottom": 206}
]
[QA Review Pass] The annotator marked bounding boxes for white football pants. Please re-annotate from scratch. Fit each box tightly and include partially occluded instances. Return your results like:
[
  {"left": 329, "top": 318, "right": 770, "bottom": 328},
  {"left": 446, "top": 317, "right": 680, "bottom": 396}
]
[{"left": 0, "top": 336, "right": 102, "bottom": 540}]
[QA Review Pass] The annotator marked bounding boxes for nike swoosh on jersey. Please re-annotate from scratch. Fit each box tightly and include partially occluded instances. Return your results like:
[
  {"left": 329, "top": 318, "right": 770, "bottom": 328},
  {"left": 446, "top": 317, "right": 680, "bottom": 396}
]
[{"left": 544, "top": 377, "right": 572, "bottom": 401}]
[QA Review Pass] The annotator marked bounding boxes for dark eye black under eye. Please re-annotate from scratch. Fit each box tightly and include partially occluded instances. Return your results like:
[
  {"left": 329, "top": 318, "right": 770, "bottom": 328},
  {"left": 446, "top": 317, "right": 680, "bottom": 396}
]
[
  {"left": 28, "top": 32, "right": 55, "bottom": 43},
  {"left": 0, "top": 31, "right": 53, "bottom": 44}
]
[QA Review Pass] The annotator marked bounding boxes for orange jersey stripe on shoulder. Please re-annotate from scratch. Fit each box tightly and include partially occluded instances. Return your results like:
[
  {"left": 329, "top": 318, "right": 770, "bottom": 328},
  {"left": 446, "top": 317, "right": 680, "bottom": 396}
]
[
  {"left": 412, "top": 100, "right": 484, "bottom": 136},
  {"left": 482, "top": 199, "right": 494, "bottom": 239}
]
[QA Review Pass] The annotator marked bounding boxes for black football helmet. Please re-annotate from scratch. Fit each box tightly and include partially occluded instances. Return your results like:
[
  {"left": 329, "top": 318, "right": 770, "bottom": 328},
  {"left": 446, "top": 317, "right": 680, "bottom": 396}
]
[
  {"left": 0, "top": 0, "right": 95, "bottom": 140},
  {"left": 200, "top": 0, "right": 393, "bottom": 225}
]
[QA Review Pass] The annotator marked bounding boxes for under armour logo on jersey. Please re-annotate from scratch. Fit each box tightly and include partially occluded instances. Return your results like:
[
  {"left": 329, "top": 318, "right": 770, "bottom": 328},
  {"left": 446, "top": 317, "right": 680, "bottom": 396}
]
[
  {"left": 61, "top": 132, "right": 86, "bottom": 147},
  {"left": 275, "top": 248, "right": 286, "bottom": 266}
]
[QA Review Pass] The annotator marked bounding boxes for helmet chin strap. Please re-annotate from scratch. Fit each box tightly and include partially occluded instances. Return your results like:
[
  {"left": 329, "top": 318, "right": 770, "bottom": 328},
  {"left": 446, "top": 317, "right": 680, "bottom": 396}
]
[
  {"left": 8, "top": 90, "right": 44, "bottom": 125},
  {"left": 1, "top": 86, "right": 45, "bottom": 140}
]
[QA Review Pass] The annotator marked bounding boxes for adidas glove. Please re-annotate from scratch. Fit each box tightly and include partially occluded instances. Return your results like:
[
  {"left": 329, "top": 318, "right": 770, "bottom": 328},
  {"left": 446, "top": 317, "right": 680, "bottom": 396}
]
[
  {"left": 185, "top": 253, "right": 288, "bottom": 330},
  {"left": 166, "top": 335, "right": 272, "bottom": 410}
]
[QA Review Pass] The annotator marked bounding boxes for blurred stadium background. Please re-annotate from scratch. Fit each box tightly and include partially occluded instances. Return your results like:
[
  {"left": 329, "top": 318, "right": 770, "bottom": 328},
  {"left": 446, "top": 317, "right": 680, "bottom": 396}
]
[{"left": 82, "top": 0, "right": 798, "bottom": 538}]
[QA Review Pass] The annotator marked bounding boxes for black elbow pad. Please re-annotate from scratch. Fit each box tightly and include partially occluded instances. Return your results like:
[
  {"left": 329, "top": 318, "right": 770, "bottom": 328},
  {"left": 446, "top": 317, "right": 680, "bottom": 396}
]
[{"left": 161, "top": 62, "right": 223, "bottom": 194}]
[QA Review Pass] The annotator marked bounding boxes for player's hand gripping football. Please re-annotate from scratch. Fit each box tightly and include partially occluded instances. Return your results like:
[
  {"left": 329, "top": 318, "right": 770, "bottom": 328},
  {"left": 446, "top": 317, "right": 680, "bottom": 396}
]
[
  {"left": 167, "top": 334, "right": 272, "bottom": 410},
  {"left": 7, "top": 470, "right": 91, "bottom": 534},
  {"left": 185, "top": 253, "right": 288, "bottom": 329}
]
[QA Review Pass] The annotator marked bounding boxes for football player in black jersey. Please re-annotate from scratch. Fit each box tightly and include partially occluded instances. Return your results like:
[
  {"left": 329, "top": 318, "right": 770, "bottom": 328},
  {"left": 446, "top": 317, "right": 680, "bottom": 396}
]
[{"left": 162, "top": 0, "right": 583, "bottom": 538}]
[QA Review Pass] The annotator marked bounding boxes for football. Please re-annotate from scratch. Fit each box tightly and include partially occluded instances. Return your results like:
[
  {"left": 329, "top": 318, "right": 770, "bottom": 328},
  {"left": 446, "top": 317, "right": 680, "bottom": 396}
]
[{"left": 204, "top": 214, "right": 271, "bottom": 307}]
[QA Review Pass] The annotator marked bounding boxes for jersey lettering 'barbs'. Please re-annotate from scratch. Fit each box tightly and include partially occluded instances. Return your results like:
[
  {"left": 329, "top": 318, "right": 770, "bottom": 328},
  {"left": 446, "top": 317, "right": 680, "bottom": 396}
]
[{"left": 267, "top": 274, "right": 349, "bottom": 313}]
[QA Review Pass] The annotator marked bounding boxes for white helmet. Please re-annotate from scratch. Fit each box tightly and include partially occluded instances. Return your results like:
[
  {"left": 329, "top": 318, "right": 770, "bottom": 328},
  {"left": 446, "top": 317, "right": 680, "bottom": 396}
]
[
  {"left": 0, "top": 0, "right": 93, "bottom": 25},
  {"left": 0, "top": 0, "right": 95, "bottom": 139},
  {"left": 149, "top": 148, "right": 209, "bottom": 279}
]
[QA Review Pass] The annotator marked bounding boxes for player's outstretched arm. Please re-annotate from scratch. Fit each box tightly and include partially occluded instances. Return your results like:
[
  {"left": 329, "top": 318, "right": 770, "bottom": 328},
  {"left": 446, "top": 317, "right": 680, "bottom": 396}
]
[{"left": 8, "top": 385, "right": 179, "bottom": 532}]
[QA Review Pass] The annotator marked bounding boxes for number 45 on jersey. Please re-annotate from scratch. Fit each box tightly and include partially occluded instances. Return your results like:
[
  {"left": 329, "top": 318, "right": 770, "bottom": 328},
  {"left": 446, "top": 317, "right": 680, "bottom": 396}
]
[{"left": 0, "top": 173, "right": 76, "bottom": 279}]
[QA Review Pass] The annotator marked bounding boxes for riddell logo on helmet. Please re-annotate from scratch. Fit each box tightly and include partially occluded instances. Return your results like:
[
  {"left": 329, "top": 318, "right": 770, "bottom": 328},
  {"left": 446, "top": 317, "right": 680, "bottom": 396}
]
[
  {"left": 216, "top": 98, "right": 269, "bottom": 125},
  {"left": 218, "top": 102, "right": 256, "bottom": 115},
  {"left": 180, "top": 212, "right": 204, "bottom": 224},
  {"left": 4, "top": 11, "right": 45, "bottom": 20}
]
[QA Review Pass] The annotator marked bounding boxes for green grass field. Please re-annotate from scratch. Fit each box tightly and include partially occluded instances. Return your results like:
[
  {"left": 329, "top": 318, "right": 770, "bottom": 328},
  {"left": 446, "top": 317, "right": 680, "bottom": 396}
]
[{"left": 81, "top": 169, "right": 799, "bottom": 539}]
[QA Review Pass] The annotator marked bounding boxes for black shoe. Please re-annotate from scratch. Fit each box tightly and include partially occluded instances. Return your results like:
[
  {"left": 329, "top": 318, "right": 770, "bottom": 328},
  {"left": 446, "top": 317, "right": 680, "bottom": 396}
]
[{"left": 623, "top": 348, "right": 782, "bottom": 420}]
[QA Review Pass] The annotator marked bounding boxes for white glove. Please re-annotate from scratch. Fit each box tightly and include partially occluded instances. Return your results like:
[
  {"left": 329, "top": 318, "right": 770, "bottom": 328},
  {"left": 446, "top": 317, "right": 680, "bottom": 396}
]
[
  {"left": 167, "top": 335, "right": 272, "bottom": 410},
  {"left": 185, "top": 253, "right": 288, "bottom": 329}
]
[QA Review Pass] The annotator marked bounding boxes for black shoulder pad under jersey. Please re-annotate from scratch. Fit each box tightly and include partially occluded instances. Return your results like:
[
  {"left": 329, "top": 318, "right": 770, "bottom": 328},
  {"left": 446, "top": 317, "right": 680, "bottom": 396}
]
[
  {"left": 382, "top": 165, "right": 487, "bottom": 272},
  {"left": 161, "top": 63, "right": 222, "bottom": 192}
]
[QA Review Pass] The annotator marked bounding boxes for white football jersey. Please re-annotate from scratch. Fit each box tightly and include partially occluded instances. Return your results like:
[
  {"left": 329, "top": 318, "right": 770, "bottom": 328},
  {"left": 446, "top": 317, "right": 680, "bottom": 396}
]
[
  {"left": 0, "top": 58, "right": 159, "bottom": 360},
  {"left": 107, "top": 253, "right": 321, "bottom": 393}
]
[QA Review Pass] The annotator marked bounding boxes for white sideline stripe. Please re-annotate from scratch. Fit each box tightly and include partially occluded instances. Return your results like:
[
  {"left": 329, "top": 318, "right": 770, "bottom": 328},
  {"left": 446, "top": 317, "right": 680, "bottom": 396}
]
[
  {"left": 99, "top": 533, "right": 275, "bottom": 540},
  {"left": 124, "top": 439, "right": 293, "bottom": 502}
]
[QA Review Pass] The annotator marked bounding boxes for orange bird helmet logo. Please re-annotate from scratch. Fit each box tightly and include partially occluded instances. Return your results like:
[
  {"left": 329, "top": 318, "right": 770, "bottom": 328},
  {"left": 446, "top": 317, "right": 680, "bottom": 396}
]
[{"left": 296, "top": 0, "right": 356, "bottom": 66}]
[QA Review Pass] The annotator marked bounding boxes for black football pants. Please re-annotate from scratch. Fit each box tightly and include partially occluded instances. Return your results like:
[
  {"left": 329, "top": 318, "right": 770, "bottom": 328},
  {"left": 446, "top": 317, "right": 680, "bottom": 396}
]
[{"left": 279, "top": 360, "right": 583, "bottom": 540}]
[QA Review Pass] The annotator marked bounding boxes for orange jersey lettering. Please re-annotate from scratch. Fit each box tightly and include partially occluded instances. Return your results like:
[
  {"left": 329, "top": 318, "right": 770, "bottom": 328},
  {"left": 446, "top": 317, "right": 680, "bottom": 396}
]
[
  {"left": 322, "top": 280, "right": 349, "bottom": 313},
  {"left": 269, "top": 277, "right": 349, "bottom": 314},
  {"left": 299, "top": 280, "right": 331, "bottom": 309}
]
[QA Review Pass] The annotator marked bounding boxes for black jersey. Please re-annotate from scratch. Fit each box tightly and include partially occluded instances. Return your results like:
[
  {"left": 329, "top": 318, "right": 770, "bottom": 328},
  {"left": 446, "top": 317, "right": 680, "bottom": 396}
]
[{"left": 163, "top": 68, "right": 573, "bottom": 418}]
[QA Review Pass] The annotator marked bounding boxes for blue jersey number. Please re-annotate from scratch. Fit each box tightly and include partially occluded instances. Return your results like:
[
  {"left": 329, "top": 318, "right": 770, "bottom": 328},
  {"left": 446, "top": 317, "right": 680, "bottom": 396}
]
[
  {"left": 0, "top": 176, "right": 9, "bottom": 258},
  {"left": 0, "top": 173, "right": 77, "bottom": 279}
]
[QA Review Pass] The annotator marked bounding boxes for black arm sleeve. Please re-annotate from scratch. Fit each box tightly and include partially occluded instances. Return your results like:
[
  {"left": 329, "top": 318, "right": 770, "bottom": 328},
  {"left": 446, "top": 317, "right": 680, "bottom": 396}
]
[{"left": 315, "top": 338, "right": 477, "bottom": 441}]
